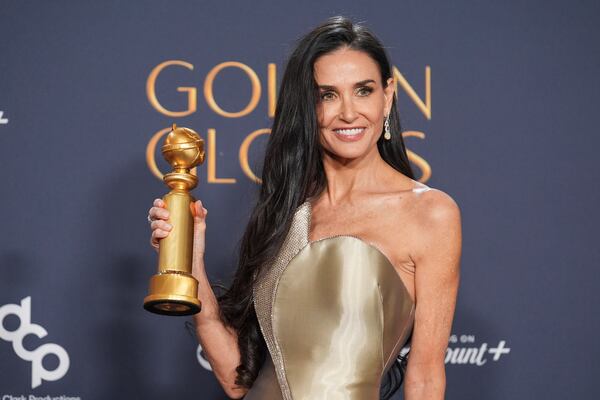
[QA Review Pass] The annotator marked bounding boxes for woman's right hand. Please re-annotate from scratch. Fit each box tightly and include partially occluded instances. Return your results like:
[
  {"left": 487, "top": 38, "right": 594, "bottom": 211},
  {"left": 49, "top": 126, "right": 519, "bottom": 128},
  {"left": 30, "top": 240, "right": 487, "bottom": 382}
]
[
  {"left": 148, "top": 198, "right": 208, "bottom": 279},
  {"left": 148, "top": 198, "right": 172, "bottom": 252},
  {"left": 148, "top": 198, "right": 208, "bottom": 257}
]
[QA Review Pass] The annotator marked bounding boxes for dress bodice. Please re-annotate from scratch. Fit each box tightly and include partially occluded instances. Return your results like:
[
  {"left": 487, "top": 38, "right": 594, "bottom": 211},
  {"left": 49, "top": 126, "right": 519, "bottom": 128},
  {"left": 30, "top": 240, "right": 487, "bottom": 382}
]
[{"left": 245, "top": 201, "right": 415, "bottom": 400}]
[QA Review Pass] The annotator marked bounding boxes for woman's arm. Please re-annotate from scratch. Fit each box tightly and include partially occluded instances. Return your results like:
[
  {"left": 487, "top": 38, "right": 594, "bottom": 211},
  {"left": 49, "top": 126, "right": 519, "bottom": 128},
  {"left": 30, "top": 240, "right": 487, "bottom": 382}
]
[
  {"left": 149, "top": 199, "right": 248, "bottom": 399},
  {"left": 403, "top": 190, "right": 462, "bottom": 400}
]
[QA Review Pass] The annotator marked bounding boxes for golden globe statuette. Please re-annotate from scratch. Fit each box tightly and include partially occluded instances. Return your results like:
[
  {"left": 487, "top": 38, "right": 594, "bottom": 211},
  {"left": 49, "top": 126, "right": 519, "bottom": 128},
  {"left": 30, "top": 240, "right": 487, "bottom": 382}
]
[{"left": 144, "top": 124, "right": 204, "bottom": 316}]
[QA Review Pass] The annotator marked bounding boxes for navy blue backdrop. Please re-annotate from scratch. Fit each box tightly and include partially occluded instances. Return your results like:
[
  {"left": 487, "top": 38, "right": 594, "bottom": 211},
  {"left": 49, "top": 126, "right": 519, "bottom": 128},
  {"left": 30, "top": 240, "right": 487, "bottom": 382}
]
[{"left": 1, "top": 1, "right": 599, "bottom": 399}]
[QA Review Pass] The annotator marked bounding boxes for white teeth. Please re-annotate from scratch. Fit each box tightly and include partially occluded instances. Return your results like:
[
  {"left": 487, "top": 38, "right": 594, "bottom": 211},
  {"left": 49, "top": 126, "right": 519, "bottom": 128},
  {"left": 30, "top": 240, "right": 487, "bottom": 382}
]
[{"left": 334, "top": 128, "right": 364, "bottom": 135}]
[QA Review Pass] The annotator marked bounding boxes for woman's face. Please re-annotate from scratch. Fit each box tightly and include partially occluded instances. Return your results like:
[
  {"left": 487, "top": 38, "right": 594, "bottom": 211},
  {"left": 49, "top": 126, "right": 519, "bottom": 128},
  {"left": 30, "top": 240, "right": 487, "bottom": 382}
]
[{"left": 314, "top": 47, "right": 394, "bottom": 162}]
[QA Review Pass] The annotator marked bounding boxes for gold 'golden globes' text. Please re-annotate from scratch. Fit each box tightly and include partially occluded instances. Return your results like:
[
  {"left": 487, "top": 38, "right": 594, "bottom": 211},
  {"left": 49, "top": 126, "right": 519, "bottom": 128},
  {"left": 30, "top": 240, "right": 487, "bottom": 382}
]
[{"left": 145, "top": 59, "right": 433, "bottom": 183}]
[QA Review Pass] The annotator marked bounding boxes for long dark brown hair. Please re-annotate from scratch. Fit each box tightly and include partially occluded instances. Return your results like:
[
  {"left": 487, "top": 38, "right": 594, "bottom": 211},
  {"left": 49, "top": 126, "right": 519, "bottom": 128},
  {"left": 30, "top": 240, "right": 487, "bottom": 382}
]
[{"left": 216, "top": 16, "right": 415, "bottom": 399}]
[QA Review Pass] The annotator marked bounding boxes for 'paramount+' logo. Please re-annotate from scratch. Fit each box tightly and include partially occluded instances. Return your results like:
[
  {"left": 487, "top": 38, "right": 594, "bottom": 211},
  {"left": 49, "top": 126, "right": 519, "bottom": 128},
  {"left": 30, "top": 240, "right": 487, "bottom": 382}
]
[
  {"left": 445, "top": 333, "right": 510, "bottom": 365},
  {"left": 0, "top": 297, "right": 70, "bottom": 388}
]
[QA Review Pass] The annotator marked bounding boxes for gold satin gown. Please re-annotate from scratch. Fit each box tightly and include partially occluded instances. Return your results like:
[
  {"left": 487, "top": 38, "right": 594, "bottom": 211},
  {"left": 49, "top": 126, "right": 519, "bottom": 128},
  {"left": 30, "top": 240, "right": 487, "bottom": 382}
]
[{"left": 244, "top": 201, "right": 415, "bottom": 400}]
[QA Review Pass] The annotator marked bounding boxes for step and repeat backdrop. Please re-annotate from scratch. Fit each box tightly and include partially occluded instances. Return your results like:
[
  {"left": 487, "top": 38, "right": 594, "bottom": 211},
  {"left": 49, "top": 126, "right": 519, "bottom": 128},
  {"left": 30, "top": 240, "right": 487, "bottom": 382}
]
[{"left": 1, "top": 1, "right": 598, "bottom": 399}]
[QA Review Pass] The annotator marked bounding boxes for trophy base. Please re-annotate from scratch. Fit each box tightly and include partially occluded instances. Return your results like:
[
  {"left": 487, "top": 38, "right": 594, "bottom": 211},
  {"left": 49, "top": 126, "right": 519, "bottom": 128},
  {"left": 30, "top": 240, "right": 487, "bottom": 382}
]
[{"left": 143, "top": 272, "right": 202, "bottom": 316}]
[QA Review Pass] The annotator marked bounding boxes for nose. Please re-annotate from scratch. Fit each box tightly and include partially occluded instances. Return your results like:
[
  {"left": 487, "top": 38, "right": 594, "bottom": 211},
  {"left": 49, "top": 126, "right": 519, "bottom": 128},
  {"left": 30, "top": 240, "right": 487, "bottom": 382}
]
[{"left": 339, "top": 96, "right": 358, "bottom": 123}]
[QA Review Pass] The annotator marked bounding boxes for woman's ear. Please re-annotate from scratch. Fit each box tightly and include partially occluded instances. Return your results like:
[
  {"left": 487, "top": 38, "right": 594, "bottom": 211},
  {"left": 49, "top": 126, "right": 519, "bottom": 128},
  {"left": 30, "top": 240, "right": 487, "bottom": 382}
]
[{"left": 384, "top": 77, "right": 395, "bottom": 114}]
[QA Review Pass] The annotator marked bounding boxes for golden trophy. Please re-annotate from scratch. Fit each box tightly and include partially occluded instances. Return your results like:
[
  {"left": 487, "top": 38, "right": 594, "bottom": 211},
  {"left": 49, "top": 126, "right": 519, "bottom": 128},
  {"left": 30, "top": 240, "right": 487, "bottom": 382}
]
[{"left": 144, "top": 124, "right": 204, "bottom": 316}]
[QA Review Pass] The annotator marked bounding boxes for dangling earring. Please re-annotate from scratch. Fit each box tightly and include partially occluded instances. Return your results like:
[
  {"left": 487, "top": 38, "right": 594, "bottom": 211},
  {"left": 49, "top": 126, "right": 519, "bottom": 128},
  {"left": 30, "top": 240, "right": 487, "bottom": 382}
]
[{"left": 384, "top": 114, "right": 391, "bottom": 140}]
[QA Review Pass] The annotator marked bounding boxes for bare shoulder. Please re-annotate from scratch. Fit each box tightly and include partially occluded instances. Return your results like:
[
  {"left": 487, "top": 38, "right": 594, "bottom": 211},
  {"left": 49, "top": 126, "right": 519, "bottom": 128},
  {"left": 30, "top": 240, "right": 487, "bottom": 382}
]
[
  {"left": 409, "top": 185, "right": 462, "bottom": 264},
  {"left": 414, "top": 186, "right": 461, "bottom": 225},
  {"left": 382, "top": 175, "right": 461, "bottom": 226}
]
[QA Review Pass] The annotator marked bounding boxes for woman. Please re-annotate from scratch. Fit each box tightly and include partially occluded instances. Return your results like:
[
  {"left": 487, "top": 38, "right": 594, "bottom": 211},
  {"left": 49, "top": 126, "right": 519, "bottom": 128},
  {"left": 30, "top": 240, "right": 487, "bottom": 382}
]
[{"left": 148, "top": 16, "right": 461, "bottom": 400}]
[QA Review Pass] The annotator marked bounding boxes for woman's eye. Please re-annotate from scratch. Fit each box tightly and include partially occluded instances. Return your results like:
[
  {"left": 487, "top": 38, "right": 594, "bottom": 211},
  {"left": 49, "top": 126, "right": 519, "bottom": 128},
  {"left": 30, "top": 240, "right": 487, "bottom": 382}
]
[
  {"left": 320, "top": 92, "right": 335, "bottom": 101},
  {"left": 357, "top": 87, "right": 374, "bottom": 96}
]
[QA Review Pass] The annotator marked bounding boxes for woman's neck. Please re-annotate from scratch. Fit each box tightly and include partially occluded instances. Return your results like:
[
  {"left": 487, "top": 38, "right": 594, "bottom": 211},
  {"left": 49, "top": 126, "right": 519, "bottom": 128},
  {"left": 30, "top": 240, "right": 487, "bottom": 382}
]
[{"left": 320, "top": 147, "right": 392, "bottom": 206}]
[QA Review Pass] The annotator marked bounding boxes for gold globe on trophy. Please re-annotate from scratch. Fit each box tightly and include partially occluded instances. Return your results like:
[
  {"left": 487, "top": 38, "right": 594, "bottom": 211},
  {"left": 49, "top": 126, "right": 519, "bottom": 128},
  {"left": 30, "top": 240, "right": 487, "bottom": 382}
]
[{"left": 144, "top": 124, "right": 204, "bottom": 316}]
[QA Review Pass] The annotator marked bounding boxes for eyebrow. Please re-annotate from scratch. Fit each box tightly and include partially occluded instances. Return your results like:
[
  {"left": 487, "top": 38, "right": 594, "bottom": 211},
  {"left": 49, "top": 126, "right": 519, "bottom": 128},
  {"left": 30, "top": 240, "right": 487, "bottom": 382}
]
[{"left": 317, "top": 79, "right": 376, "bottom": 91}]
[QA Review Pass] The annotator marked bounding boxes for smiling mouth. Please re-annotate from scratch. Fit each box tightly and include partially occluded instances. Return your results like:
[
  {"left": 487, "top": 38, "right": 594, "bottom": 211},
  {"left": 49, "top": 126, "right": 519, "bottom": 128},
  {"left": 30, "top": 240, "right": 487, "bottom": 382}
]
[{"left": 333, "top": 127, "right": 366, "bottom": 136}]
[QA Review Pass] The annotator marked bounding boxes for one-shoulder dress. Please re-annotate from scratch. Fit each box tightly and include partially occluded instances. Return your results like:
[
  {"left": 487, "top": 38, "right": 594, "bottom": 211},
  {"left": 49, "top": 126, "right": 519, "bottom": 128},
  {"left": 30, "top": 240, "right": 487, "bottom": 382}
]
[{"left": 244, "top": 201, "right": 415, "bottom": 400}]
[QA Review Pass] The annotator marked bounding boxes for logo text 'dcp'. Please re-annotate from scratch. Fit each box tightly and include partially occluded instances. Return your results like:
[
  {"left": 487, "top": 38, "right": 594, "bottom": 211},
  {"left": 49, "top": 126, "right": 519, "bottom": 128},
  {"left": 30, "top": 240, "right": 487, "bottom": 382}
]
[{"left": 0, "top": 297, "right": 70, "bottom": 388}]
